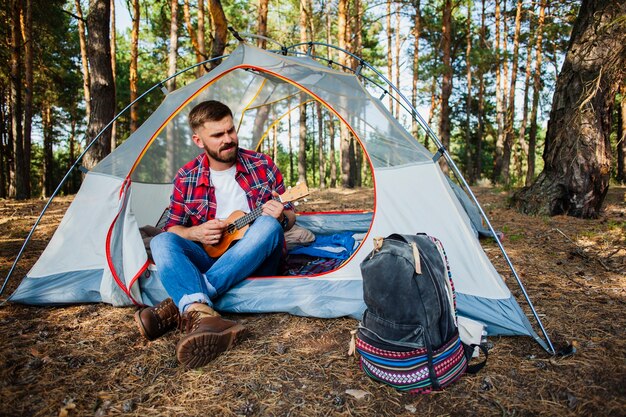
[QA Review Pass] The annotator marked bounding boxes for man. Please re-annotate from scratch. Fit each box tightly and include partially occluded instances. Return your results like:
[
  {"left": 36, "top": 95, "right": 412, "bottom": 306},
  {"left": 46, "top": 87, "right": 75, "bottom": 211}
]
[{"left": 134, "top": 100, "right": 295, "bottom": 369}]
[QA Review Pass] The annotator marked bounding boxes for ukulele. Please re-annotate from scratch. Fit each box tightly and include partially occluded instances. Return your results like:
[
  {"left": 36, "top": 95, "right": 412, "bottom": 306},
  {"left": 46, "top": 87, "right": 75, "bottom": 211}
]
[{"left": 203, "top": 183, "right": 309, "bottom": 258}]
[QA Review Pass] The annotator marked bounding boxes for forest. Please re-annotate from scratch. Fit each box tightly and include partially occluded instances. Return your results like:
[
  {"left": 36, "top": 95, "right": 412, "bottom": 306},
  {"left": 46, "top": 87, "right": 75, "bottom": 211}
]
[{"left": 1, "top": 0, "right": 625, "bottom": 218}]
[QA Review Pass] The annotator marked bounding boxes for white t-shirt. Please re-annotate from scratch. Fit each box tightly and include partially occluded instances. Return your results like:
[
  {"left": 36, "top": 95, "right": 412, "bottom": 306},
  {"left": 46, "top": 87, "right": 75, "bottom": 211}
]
[{"left": 210, "top": 166, "right": 250, "bottom": 220}]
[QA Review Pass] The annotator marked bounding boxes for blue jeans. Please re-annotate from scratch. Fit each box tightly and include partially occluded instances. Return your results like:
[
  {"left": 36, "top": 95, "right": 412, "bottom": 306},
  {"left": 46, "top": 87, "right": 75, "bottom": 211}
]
[{"left": 150, "top": 216, "right": 284, "bottom": 312}]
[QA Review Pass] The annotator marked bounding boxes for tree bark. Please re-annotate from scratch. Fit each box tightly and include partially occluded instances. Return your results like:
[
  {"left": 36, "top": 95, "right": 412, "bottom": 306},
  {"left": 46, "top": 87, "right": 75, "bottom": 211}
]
[
  {"left": 394, "top": 2, "right": 401, "bottom": 117},
  {"left": 197, "top": 0, "right": 206, "bottom": 77},
  {"left": 329, "top": 118, "right": 337, "bottom": 188},
  {"left": 75, "top": 0, "right": 91, "bottom": 122},
  {"left": 83, "top": 0, "right": 115, "bottom": 171},
  {"left": 526, "top": 0, "right": 546, "bottom": 186},
  {"left": 21, "top": 0, "right": 33, "bottom": 196},
  {"left": 338, "top": 0, "right": 353, "bottom": 187},
  {"left": 42, "top": 102, "right": 54, "bottom": 198},
  {"left": 10, "top": 0, "right": 26, "bottom": 199},
  {"left": 464, "top": 0, "right": 473, "bottom": 183},
  {"left": 386, "top": 0, "right": 393, "bottom": 113},
  {"left": 512, "top": 0, "right": 626, "bottom": 218},
  {"left": 439, "top": 0, "right": 453, "bottom": 175},
  {"left": 207, "top": 0, "right": 228, "bottom": 69},
  {"left": 474, "top": 0, "right": 486, "bottom": 182},
  {"left": 165, "top": 0, "right": 179, "bottom": 179},
  {"left": 183, "top": 0, "right": 205, "bottom": 72},
  {"left": 411, "top": 0, "right": 421, "bottom": 140},
  {"left": 501, "top": 0, "right": 523, "bottom": 185},
  {"left": 0, "top": 95, "right": 7, "bottom": 198},
  {"left": 616, "top": 85, "right": 626, "bottom": 183},
  {"left": 298, "top": 97, "right": 307, "bottom": 185},
  {"left": 317, "top": 102, "right": 325, "bottom": 188},
  {"left": 493, "top": 0, "right": 505, "bottom": 182},
  {"left": 257, "top": 0, "right": 268, "bottom": 49},
  {"left": 129, "top": 0, "right": 140, "bottom": 133},
  {"left": 110, "top": 0, "right": 117, "bottom": 150}
]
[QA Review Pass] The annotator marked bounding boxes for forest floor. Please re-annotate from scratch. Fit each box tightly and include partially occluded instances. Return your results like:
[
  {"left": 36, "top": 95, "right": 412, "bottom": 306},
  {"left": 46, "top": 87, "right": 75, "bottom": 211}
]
[{"left": 0, "top": 186, "right": 624, "bottom": 417}]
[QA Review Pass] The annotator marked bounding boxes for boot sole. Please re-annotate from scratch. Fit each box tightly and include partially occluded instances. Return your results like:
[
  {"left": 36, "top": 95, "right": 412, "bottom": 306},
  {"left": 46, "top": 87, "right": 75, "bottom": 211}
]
[
  {"left": 176, "top": 324, "right": 247, "bottom": 368},
  {"left": 134, "top": 309, "right": 153, "bottom": 341}
]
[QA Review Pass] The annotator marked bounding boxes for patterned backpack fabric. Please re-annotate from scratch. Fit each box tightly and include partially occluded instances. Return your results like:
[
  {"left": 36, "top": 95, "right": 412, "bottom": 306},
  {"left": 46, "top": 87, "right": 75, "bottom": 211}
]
[{"left": 356, "top": 234, "right": 485, "bottom": 393}]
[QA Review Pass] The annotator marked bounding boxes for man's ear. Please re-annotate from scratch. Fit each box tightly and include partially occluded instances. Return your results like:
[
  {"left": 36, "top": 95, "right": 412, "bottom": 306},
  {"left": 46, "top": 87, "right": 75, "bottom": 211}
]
[{"left": 191, "top": 134, "right": 204, "bottom": 149}]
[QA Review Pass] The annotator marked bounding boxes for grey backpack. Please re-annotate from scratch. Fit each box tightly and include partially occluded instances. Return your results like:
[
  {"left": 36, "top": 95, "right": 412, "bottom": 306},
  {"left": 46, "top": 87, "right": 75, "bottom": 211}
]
[{"left": 356, "top": 233, "right": 486, "bottom": 393}]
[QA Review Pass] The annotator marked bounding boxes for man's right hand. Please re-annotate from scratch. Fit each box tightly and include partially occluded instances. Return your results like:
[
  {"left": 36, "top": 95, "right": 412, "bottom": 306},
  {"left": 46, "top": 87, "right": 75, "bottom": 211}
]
[{"left": 169, "top": 219, "right": 226, "bottom": 245}]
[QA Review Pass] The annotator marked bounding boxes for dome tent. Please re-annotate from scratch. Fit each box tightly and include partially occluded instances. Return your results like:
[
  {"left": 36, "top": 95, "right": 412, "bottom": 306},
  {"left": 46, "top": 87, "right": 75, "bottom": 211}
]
[{"left": 5, "top": 41, "right": 554, "bottom": 353}]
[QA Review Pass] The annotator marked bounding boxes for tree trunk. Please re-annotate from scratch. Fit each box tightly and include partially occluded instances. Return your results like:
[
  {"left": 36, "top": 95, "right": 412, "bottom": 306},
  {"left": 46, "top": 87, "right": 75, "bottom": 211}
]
[
  {"left": 616, "top": 85, "right": 626, "bottom": 183},
  {"left": 516, "top": 33, "right": 532, "bottom": 182},
  {"left": 165, "top": 0, "right": 179, "bottom": 179},
  {"left": 298, "top": 98, "right": 307, "bottom": 185},
  {"left": 493, "top": 0, "right": 505, "bottom": 182},
  {"left": 386, "top": 0, "right": 393, "bottom": 114},
  {"left": 257, "top": 0, "right": 268, "bottom": 49},
  {"left": 526, "top": 0, "right": 546, "bottom": 186},
  {"left": 288, "top": 108, "right": 294, "bottom": 183},
  {"left": 512, "top": 0, "right": 626, "bottom": 218},
  {"left": 411, "top": 0, "right": 421, "bottom": 140},
  {"left": 317, "top": 102, "right": 325, "bottom": 188},
  {"left": 439, "top": 0, "right": 453, "bottom": 174},
  {"left": 42, "top": 102, "right": 54, "bottom": 198},
  {"left": 338, "top": 0, "right": 353, "bottom": 187},
  {"left": 183, "top": 0, "right": 205, "bottom": 72},
  {"left": 129, "top": 0, "right": 140, "bottom": 133},
  {"left": 197, "top": 0, "right": 205, "bottom": 77},
  {"left": 10, "top": 0, "right": 26, "bottom": 199},
  {"left": 394, "top": 2, "right": 401, "bottom": 117},
  {"left": 474, "top": 0, "right": 486, "bottom": 182},
  {"left": 464, "top": 0, "right": 473, "bottom": 183},
  {"left": 75, "top": 0, "right": 91, "bottom": 122},
  {"left": 207, "top": 0, "right": 228, "bottom": 69},
  {"left": 324, "top": 0, "right": 336, "bottom": 188},
  {"left": 110, "top": 0, "right": 117, "bottom": 150},
  {"left": 83, "top": 0, "right": 115, "bottom": 171},
  {"left": 21, "top": 0, "right": 33, "bottom": 197},
  {"left": 501, "top": 0, "right": 523, "bottom": 185},
  {"left": 427, "top": 74, "right": 438, "bottom": 150},
  {"left": 353, "top": 0, "right": 362, "bottom": 70},
  {"left": 0, "top": 94, "right": 7, "bottom": 198},
  {"left": 329, "top": 118, "right": 337, "bottom": 188}
]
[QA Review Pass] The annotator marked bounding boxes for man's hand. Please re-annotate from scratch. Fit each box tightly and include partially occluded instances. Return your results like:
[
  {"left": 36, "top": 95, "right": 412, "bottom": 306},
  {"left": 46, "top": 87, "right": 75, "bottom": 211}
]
[
  {"left": 262, "top": 191, "right": 285, "bottom": 220},
  {"left": 170, "top": 219, "right": 226, "bottom": 245}
]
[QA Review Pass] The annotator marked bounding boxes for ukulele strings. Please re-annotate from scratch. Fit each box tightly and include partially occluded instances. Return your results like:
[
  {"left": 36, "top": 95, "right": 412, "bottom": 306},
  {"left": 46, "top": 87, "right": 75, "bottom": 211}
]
[{"left": 230, "top": 195, "right": 284, "bottom": 231}]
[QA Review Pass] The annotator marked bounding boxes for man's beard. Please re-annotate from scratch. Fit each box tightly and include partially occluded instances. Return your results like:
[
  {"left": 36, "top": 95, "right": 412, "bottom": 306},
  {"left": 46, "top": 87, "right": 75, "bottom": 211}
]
[{"left": 206, "top": 143, "right": 238, "bottom": 164}]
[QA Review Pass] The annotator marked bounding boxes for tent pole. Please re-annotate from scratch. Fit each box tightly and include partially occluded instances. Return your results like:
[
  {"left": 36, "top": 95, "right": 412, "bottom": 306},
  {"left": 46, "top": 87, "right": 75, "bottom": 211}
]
[{"left": 1, "top": 56, "right": 228, "bottom": 299}]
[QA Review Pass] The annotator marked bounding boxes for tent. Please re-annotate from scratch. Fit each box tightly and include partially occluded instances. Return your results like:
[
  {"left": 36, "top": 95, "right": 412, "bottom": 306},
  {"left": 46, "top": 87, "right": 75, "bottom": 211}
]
[{"left": 5, "top": 41, "right": 553, "bottom": 352}]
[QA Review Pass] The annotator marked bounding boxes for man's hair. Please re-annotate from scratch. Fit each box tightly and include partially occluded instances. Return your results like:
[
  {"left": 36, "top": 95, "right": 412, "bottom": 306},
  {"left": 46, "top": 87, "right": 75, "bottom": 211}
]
[{"left": 188, "top": 100, "right": 233, "bottom": 131}]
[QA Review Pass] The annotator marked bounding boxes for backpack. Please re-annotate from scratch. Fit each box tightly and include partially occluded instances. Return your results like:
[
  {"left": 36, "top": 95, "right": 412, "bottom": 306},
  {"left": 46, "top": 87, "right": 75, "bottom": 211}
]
[{"left": 355, "top": 233, "right": 486, "bottom": 394}]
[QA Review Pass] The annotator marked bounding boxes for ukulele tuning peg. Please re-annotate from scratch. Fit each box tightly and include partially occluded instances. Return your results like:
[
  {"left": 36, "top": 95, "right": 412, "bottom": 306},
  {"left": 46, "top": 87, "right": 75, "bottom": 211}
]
[
  {"left": 294, "top": 201, "right": 300, "bottom": 207},
  {"left": 303, "top": 198, "right": 308, "bottom": 203}
]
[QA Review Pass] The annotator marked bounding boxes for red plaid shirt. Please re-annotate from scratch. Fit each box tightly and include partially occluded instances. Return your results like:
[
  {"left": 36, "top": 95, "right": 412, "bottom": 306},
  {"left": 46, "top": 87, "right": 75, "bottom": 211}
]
[{"left": 163, "top": 149, "right": 294, "bottom": 230}]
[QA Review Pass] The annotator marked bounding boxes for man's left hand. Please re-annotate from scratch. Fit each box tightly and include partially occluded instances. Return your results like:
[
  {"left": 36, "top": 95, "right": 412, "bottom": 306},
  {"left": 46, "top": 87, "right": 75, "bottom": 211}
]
[{"left": 261, "top": 191, "right": 284, "bottom": 219}]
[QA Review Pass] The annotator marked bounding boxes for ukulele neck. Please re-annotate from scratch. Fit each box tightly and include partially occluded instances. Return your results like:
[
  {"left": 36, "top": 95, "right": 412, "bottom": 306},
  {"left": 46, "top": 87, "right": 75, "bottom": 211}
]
[{"left": 231, "top": 197, "right": 284, "bottom": 231}]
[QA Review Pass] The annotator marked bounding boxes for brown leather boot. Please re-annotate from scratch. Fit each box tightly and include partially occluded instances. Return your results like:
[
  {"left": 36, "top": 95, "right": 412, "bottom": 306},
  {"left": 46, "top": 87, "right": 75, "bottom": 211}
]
[
  {"left": 134, "top": 298, "right": 180, "bottom": 341},
  {"left": 176, "top": 310, "right": 247, "bottom": 368}
]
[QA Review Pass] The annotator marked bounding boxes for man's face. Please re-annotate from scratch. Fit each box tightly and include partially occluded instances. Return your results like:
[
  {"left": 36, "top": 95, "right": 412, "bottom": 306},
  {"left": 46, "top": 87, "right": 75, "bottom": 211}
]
[{"left": 192, "top": 115, "right": 239, "bottom": 167}]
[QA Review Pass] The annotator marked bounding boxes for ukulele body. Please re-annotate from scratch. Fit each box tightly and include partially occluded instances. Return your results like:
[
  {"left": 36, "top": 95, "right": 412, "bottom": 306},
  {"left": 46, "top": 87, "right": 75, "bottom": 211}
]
[{"left": 203, "top": 210, "right": 249, "bottom": 258}]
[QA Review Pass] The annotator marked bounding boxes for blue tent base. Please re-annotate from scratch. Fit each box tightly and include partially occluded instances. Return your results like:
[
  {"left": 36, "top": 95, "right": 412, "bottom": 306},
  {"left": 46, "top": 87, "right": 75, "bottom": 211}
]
[{"left": 9, "top": 269, "right": 541, "bottom": 346}]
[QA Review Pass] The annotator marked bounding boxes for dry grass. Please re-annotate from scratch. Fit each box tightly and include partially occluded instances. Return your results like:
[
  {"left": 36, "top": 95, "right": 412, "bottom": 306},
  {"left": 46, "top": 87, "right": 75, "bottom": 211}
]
[{"left": 0, "top": 186, "right": 624, "bottom": 417}]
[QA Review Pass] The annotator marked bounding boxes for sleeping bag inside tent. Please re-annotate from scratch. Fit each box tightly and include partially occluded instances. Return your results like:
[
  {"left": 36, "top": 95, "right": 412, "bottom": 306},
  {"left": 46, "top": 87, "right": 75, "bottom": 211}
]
[{"left": 8, "top": 43, "right": 544, "bottom": 347}]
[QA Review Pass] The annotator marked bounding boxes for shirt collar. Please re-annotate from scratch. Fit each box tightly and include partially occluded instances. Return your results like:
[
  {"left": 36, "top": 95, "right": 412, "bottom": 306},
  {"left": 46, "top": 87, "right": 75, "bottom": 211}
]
[{"left": 197, "top": 149, "right": 249, "bottom": 187}]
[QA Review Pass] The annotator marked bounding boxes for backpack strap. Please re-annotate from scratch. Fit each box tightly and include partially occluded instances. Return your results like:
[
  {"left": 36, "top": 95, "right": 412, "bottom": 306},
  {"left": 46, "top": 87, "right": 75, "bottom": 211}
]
[{"left": 463, "top": 343, "right": 489, "bottom": 374}]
